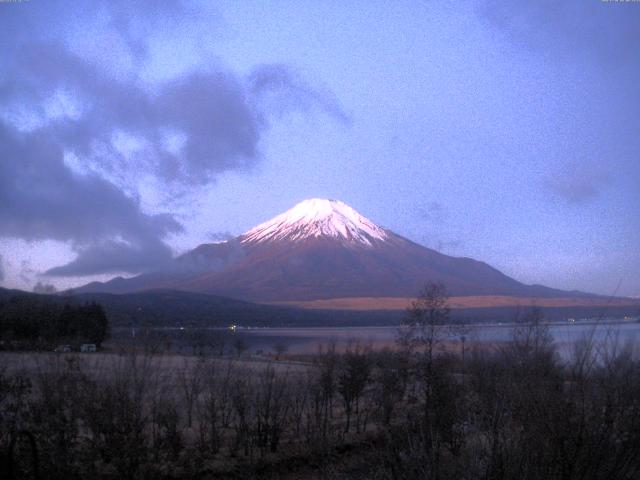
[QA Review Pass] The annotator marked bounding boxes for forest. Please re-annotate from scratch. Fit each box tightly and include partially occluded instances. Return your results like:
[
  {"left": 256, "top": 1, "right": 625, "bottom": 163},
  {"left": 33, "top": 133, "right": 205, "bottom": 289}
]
[{"left": 0, "top": 296, "right": 109, "bottom": 350}]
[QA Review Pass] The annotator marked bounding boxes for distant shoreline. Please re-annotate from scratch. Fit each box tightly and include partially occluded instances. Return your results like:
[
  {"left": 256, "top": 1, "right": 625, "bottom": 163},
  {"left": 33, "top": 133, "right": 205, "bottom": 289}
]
[{"left": 113, "top": 316, "right": 639, "bottom": 332}]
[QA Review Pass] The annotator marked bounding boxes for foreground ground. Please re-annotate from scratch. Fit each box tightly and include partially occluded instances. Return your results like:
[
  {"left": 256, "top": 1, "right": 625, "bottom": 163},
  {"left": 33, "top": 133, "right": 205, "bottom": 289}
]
[{"left": 2, "top": 323, "right": 640, "bottom": 479}]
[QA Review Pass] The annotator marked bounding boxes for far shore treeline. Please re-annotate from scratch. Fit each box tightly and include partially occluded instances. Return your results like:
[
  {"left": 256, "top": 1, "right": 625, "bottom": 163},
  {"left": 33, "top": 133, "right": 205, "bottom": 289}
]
[
  {"left": 0, "top": 295, "right": 108, "bottom": 350},
  {"left": 0, "top": 286, "right": 638, "bottom": 334}
]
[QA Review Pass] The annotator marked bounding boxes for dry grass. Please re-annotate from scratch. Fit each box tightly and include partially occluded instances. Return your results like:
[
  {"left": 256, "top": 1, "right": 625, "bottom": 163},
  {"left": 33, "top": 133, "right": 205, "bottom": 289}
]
[
  {"left": 2, "top": 331, "right": 640, "bottom": 479},
  {"left": 268, "top": 295, "right": 640, "bottom": 310},
  {"left": 0, "top": 351, "right": 311, "bottom": 384}
]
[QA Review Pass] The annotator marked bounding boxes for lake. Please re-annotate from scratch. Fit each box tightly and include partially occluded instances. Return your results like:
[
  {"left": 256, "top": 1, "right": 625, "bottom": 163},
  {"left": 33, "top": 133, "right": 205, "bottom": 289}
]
[
  {"left": 112, "top": 318, "right": 640, "bottom": 359},
  {"left": 237, "top": 320, "right": 640, "bottom": 356}
]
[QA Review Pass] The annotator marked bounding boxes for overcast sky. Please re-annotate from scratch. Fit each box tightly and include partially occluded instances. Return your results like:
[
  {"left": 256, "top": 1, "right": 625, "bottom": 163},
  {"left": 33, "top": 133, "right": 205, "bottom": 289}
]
[{"left": 0, "top": 0, "right": 638, "bottom": 296}]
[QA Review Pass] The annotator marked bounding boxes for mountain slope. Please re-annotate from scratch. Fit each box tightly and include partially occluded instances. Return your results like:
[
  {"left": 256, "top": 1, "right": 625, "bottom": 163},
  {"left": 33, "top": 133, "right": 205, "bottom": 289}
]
[{"left": 74, "top": 198, "right": 598, "bottom": 302}]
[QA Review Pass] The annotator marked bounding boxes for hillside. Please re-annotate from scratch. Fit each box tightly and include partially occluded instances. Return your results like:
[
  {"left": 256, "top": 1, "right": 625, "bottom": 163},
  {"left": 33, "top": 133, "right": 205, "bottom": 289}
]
[
  {"left": 1, "top": 287, "right": 637, "bottom": 328},
  {"left": 73, "top": 199, "right": 604, "bottom": 304}
]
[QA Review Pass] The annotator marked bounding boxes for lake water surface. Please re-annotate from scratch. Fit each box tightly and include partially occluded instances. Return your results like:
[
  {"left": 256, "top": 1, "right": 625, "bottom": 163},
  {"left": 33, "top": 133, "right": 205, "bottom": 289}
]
[{"left": 238, "top": 320, "right": 640, "bottom": 356}]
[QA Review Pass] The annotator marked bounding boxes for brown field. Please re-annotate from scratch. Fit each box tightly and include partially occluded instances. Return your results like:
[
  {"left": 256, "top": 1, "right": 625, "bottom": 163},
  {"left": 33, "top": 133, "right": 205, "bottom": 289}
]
[{"left": 269, "top": 295, "right": 640, "bottom": 310}]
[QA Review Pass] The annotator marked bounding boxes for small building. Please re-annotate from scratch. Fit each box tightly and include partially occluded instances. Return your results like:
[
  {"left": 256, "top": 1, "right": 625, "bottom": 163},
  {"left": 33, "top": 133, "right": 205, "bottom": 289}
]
[{"left": 80, "top": 343, "right": 97, "bottom": 353}]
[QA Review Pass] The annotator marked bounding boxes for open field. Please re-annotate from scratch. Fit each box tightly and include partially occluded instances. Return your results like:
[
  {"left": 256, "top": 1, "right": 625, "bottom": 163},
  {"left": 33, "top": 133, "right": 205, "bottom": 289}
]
[
  {"left": 271, "top": 295, "right": 640, "bottom": 310},
  {"left": 2, "top": 323, "right": 640, "bottom": 479},
  {"left": 0, "top": 351, "right": 311, "bottom": 378}
]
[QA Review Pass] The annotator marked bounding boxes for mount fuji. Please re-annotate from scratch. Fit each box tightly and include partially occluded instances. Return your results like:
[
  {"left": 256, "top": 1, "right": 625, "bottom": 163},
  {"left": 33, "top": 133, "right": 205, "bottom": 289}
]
[{"left": 74, "top": 199, "right": 596, "bottom": 305}]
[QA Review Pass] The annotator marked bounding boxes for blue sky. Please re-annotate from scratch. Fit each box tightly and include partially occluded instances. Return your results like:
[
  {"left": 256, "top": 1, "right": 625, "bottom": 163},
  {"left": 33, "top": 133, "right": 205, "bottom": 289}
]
[{"left": 0, "top": 0, "right": 638, "bottom": 296}]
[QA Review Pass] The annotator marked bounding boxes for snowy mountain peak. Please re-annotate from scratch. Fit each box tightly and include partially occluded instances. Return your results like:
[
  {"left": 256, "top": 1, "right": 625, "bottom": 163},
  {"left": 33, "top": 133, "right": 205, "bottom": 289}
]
[{"left": 240, "top": 198, "right": 388, "bottom": 246}]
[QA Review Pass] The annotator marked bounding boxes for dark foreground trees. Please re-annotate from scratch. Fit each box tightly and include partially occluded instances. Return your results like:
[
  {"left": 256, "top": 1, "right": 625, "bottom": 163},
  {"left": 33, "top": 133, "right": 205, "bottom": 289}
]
[
  {"left": 1, "top": 321, "right": 640, "bottom": 479},
  {"left": 0, "top": 296, "right": 109, "bottom": 349}
]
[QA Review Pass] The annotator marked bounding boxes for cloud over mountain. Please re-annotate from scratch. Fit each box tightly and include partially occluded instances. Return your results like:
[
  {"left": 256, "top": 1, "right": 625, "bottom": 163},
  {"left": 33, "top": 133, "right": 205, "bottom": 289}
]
[{"left": 0, "top": 1, "right": 346, "bottom": 277}]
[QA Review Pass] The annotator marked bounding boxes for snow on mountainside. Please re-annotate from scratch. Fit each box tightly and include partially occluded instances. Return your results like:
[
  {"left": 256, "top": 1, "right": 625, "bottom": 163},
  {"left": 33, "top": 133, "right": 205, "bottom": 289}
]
[{"left": 240, "top": 198, "right": 388, "bottom": 246}]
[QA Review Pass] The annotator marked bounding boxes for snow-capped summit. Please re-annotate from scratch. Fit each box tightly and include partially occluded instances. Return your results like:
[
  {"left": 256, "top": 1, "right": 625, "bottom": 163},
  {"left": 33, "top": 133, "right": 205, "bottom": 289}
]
[
  {"left": 240, "top": 198, "right": 388, "bottom": 246},
  {"left": 74, "top": 197, "right": 590, "bottom": 304}
]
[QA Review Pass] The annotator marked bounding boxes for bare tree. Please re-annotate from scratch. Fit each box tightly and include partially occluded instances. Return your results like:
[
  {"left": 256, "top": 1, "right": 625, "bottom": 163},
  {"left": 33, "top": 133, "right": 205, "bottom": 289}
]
[
  {"left": 502, "top": 305, "right": 557, "bottom": 377},
  {"left": 197, "top": 359, "right": 236, "bottom": 456},
  {"left": 178, "top": 358, "right": 204, "bottom": 428},
  {"left": 399, "top": 282, "right": 452, "bottom": 365},
  {"left": 253, "top": 366, "right": 292, "bottom": 455},
  {"left": 337, "top": 344, "right": 371, "bottom": 433},
  {"left": 373, "top": 349, "right": 409, "bottom": 425}
]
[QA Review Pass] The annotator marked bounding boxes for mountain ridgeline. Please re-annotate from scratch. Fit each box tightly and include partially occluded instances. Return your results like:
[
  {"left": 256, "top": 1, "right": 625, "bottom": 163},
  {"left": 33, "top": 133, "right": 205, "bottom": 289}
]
[{"left": 73, "top": 199, "right": 596, "bottom": 303}]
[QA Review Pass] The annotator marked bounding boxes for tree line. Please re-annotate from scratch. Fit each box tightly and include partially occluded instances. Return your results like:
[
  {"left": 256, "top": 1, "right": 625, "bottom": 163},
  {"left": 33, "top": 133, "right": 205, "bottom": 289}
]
[{"left": 0, "top": 296, "right": 109, "bottom": 349}]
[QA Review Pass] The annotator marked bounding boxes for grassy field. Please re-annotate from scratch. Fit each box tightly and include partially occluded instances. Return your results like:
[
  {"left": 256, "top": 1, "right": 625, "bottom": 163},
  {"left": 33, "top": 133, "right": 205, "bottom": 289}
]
[{"left": 271, "top": 295, "right": 640, "bottom": 310}]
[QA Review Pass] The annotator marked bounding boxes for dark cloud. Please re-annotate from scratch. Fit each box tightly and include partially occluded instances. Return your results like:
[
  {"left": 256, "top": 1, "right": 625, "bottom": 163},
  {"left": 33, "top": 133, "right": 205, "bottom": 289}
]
[
  {"left": 249, "top": 64, "right": 351, "bottom": 124},
  {"left": 0, "top": 122, "right": 182, "bottom": 276},
  {"left": 0, "top": 255, "right": 4, "bottom": 282},
  {"left": 4, "top": 42, "right": 348, "bottom": 185},
  {"left": 157, "top": 70, "right": 262, "bottom": 182},
  {"left": 0, "top": 2, "right": 346, "bottom": 277},
  {"left": 3, "top": 42, "right": 264, "bottom": 184},
  {"left": 46, "top": 239, "right": 175, "bottom": 277},
  {"left": 0, "top": 2, "right": 194, "bottom": 276},
  {"left": 33, "top": 281, "right": 57, "bottom": 294},
  {"left": 0, "top": 124, "right": 181, "bottom": 243}
]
